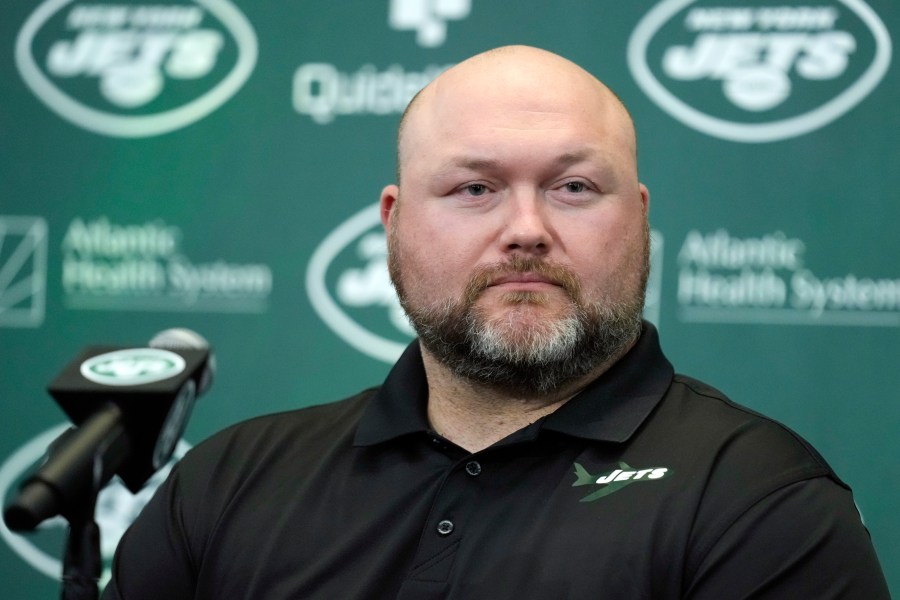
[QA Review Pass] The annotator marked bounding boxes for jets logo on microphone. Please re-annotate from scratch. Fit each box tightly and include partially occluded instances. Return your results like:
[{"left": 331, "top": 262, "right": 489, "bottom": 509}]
[{"left": 80, "top": 348, "right": 186, "bottom": 386}]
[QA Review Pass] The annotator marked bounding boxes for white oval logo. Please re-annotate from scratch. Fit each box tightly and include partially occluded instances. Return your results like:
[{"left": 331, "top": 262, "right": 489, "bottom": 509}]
[
  {"left": 627, "top": 0, "right": 892, "bottom": 142},
  {"left": 15, "top": 0, "right": 258, "bottom": 137},
  {"left": 0, "top": 424, "right": 189, "bottom": 581},
  {"left": 306, "top": 203, "right": 413, "bottom": 364},
  {"left": 81, "top": 348, "right": 186, "bottom": 385}
]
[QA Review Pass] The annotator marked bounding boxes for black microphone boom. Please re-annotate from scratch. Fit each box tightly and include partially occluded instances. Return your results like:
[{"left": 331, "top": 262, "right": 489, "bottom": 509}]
[{"left": 2, "top": 329, "right": 214, "bottom": 532}]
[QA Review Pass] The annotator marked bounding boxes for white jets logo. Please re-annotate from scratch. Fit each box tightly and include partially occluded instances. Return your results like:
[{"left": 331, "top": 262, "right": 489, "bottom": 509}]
[
  {"left": 81, "top": 348, "right": 186, "bottom": 385},
  {"left": 628, "top": 0, "right": 892, "bottom": 142},
  {"left": 306, "top": 203, "right": 412, "bottom": 364},
  {"left": 388, "top": 0, "right": 472, "bottom": 47},
  {"left": 15, "top": 0, "right": 258, "bottom": 137}
]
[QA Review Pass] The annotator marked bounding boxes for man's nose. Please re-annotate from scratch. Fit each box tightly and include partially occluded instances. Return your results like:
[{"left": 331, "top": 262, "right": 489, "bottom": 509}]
[{"left": 498, "top": 189, "right": 552, "bottom": 255}]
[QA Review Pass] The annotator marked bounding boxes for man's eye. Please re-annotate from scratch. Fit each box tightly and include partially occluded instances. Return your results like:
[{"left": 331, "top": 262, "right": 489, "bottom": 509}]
[
  {"left": 465, "top": 184, "right": 488, "bottom": 196},
  {"left": 563, "top": 181, "right": 586, "bottom": 193}
]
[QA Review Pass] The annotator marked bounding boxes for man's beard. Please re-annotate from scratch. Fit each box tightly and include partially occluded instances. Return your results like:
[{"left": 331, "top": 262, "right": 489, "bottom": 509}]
[
  {"left": 388, "top": 228, "right": 650, "bottom": 397},
  {"left": 408, "top": 270, "right": 644, "bottom": 395}
]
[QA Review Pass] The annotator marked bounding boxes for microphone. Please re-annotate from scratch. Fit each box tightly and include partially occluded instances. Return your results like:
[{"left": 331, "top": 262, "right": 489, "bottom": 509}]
[{"left": 2, "top": 328, "right": 214, "bottom": 532}]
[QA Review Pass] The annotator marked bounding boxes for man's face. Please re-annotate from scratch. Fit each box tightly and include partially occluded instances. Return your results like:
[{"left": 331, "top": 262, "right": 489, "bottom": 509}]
[{"left": 382, "top": 51, "right": 650, "bottom": 395}]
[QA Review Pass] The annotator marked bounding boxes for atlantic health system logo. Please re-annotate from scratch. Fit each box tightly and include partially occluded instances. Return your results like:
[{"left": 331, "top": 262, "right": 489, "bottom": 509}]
[
  {"left": 15, "top": 0, "right": 257, "bottom": 137},
  {"left": 628, "top": 0, "right": 892, "bottom": 142},
  {"left": 676, "top": 229, "right": 900, "bottom": 326},
  {"left": 61, "top": 216, "right": 273, "bottom": 313}
]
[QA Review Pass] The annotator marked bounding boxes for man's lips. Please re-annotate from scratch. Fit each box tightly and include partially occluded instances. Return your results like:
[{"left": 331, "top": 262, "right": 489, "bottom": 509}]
[{"left": 488, "top": 273, "right": 561, "bottom": 289}]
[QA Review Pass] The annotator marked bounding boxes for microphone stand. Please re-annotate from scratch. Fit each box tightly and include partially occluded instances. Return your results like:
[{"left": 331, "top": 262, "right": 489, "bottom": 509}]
[
  {"left": 57, "top": 408, "right": 128, "bottom": 600},
  {"left": 61, "top": 491, "right": 101, "bottom": 600},
  {"left": 4, "top": 408, "right": 129, "bottom": 600}
]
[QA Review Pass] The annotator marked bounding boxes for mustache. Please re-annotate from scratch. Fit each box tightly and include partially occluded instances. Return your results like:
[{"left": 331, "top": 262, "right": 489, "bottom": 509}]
[{"left": 462, "top": 256, "right": 582, "bottom": 305}]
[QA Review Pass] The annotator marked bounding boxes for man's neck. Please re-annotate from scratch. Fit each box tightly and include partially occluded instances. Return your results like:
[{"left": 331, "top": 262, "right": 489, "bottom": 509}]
[{"left": 420, "top": 344, "right": 632, "bottom": 453}]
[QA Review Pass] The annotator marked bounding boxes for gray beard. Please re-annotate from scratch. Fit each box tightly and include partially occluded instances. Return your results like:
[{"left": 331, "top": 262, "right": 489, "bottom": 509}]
[
  {"left": 393, "top": 255, "right": 647, "bottom": 396},
  {"left": 408, "top": 294, "right": 643, "bottom": 396}
]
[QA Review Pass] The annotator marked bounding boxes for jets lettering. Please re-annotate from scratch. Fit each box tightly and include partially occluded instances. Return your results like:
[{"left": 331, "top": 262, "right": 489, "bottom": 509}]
[
  {"left": 47, "top": 30, "right": 224, "bottom": 81},
  {"left": 595, "top": 468, "right": 669, "bottom": 485},
  {"left": 42, "top": 4, "right": 226, "bottom": 108},
  {"left": 663, "top": 31, "right": 855, "bottom": 81},
  {"left": 91, "top": 357, "right": 174, "bottom": 379}
]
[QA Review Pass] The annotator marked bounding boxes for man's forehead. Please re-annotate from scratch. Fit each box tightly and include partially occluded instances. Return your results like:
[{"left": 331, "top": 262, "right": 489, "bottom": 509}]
[
  {"left": 445, "top": 148, "right": 606, "bottom": 170},
  {"left": 416, "top": 53, "right": 614, "bottom": 120},
  {"left": 398, "top": 46, "right": 637, "bottom": 171}
]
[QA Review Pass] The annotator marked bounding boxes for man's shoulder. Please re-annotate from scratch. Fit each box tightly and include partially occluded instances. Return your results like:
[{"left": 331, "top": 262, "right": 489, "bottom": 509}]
[
  {"left": 653, "top": 375, "right": 883, "bottom": 592},
  {"left": 217, "top": 387, "right": 378, "bottom": 440},
  {"left": 178, "top": 388, "right": 379, "bottom": 476},
  {"left": 655, "top": 373, "right": 841, "bottom": 487}
]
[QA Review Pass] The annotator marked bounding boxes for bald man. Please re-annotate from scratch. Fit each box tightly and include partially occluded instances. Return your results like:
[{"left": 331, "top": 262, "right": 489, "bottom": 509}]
[{"left": 104, "top": 46, "right": 889, "bottom": 600}]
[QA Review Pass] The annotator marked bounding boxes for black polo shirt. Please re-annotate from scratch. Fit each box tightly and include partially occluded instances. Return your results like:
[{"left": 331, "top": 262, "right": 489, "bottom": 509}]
[{"left": 103, "top": 324, "right": 890, "bottom": 599}]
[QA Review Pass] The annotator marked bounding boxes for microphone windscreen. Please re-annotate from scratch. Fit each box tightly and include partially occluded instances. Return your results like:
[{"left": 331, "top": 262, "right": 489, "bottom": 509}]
[
  {"left": 149, "top": 327, "right": 209, "bottom": 350},
  {"left": 150, "top": 328, "right": 215, "bottom": 395}
]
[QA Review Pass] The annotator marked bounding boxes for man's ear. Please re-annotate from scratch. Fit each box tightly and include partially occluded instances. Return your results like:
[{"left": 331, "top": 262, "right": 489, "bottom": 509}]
[
  {"left": 381, "top": 185, "right": 399, "bottom": 230},
  {"left": 639, "top": 183, "right": 650, "bottom": 213}
]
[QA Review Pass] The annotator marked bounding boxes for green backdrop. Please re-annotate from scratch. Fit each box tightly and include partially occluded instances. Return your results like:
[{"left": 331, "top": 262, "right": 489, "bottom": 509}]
[{"left": 2, "top": 0, "right": 898, "bottom": 597}]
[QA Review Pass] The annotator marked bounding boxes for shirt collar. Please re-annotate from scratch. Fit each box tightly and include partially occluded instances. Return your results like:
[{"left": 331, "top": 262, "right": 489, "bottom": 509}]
[
  {"left": 353, "top": 322, "right": 674, "bottom": 447},
  {"left": 354, "top": 342, "right": 432, "bottom": 446},
  {"left": 541, "top": 323, "right": 674, "bottom": 443}
]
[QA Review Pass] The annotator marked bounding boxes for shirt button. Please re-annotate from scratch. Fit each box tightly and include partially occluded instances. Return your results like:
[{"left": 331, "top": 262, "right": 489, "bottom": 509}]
[
  {"left": 465, "top": 461, "right": 482, "bottom": 476},
  {"left": 436, "top": 520, "right": 454, "bottom": 536}
]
